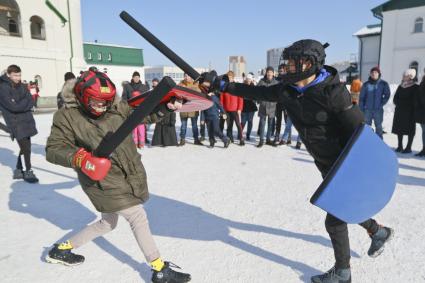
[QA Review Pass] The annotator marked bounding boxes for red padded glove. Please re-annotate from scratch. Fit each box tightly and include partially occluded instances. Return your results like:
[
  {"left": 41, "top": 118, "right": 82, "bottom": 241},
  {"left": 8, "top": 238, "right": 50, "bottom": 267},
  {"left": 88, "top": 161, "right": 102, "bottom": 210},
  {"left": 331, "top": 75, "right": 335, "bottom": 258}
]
[{"left": 72, "top": 148, "right": 111, "bottom": 181}]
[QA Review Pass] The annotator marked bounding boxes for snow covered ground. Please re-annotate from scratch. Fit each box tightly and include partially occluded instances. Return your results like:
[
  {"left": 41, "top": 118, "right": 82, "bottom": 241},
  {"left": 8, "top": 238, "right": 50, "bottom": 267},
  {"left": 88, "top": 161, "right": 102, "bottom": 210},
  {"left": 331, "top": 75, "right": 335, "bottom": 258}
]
[{"left": 0, "top": 106, "right": 424, "bottom": 283}]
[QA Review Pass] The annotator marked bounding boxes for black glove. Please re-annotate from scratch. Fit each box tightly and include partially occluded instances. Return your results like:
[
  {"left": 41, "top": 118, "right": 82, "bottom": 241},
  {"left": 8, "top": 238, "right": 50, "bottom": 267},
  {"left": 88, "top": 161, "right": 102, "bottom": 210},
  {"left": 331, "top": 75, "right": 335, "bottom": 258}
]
[{"left": 198, "top": 71, "right": 229, "bottom": 93}]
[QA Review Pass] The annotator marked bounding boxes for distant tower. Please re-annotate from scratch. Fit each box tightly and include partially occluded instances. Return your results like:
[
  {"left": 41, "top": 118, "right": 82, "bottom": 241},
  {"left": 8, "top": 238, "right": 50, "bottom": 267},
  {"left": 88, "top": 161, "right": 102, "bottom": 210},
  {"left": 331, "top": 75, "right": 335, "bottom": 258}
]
[{"left": 228, "top": 56, "right": 246, "bottom": 78}]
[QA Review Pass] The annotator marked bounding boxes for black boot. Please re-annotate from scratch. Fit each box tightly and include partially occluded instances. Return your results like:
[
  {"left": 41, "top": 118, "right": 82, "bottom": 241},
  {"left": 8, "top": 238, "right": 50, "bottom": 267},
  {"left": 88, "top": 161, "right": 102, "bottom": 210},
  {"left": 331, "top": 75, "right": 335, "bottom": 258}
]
[
  {"left": 295, "top": 141, "right": 302, "bottom": 150},
  {"left": 239, "top": 139, "right": 245, "bottom": 146},
  {"left": 209, "top": 140, "right": 215, "bottom": 148},
  {"left": 151, "top": 262, "right": 191, "bottom": 283},
  {"left": 223, "top": 138, "right": 230, "bottom": 148},
  {"left": 368, "top": 226, "right": 394, "bottom": 257},
  {"left": 194, "top": 139, "right": 203, "bottom": 145},
  {"left": 45, "top": 242, "right": 85, "bottom": 266},
  {"left": 311, "top": 266, "right": 351, "bottom": 283},
  {"left": 395, "top": 146, "right": 403, "bottom": 152},
  {"left": 402, "top": 147, "right": 412, "bottom": 154},
  {"left": 13, "top": 168, "right": 23, "bottom": 179},
  {"left": 415, "top": 149, "right": 425, "bottom": 157},
  {"left": 179, "top": 139, "right": 186, "bottom": 146},
  {"left": 23, "top": 169, "right": 39, "bottom": 183},
  {"left": 257, "top": 140, "right": 264, "bottom": 148}
]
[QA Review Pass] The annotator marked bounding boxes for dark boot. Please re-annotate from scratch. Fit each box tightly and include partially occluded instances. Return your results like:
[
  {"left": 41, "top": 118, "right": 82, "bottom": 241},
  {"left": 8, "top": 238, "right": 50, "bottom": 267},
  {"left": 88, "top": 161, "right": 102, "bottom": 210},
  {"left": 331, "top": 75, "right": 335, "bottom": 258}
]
[
  {"left": 23, "top": 170, "right": 39, "bottom": 183},
  {"left": 311, "top": 266, "right": 351, "bottom": 283},
  {"left": 151, "top": 261, "right": 191, "bottom": 283},
  {"left": 415, "top": 149, "right": 425, "bottom": 157},
  {"left": 209, "top": 140, "right": 215, "bottom": 148},
  {"left": 395, "top": 146, "right": 403, "bottom": 152},
  {"left": 194, "top": 139, "right": 203, "bottom": 146},
  {"left": 257, "top": 140, "right": 264, "bottom": 148},
  {"left": 13, "top": 169, "right": 23, "bottom": 179},
  {"left": 295, "top": 141, "right": 302, "bottom": 149},
  {"left": 239, "top": 140, "right": 245, "bottom": 146},
  {"left": 223, "top": 138, "right": 230, "bottom": 148},
  {"left": 402, "top": 147, "right": 412, "bottom": 154},
  {"left": 45, "top": 241, "right": 85, "bottom": 266},
  {"left": 179, "top": 139, "right": 186, "bottom": 146},
  {"left": 368, "top": 226, "right": 394, "bottom": 258}
]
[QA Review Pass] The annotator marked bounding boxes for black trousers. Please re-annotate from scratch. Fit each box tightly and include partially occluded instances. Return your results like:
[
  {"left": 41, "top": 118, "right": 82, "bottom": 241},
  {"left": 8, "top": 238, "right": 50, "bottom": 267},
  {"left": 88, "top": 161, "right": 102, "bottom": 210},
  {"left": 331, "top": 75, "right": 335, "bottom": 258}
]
[
  {"left": 207, "top": 119, "right": 226, "bottom": 142},
  {"left": 275, "top": 103, "right": 285, "bottom": 138},
  {"left": 325, "top": 213, "right": 379, "bottom": 269},
  {"left": 16, "top": 137, "right": 32, "bottom": 171},
  {"left": 226, "top": 112, "right": 243, "bottom": 141}
]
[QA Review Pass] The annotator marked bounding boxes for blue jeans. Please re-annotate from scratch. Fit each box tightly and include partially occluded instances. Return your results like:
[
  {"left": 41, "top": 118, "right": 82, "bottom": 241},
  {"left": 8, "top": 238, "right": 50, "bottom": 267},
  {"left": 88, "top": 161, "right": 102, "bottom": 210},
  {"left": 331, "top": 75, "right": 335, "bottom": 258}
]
[
  {"left": 180, "top": 116, "right": 199, "bottom": 140},
  {"left": 281, "top": 117, "right": 301, "bottom": 142},
  {"left": 363, "top": 109, "right": 384, "bottom": 138},
  {"left": 206, "top": 118, "right": 227, "bottom": 142},
  {"left": 241, "top": 112, "right": 255, "bottom": 139},
  {"left": 421, "top": 123, "right": 425, "bottom": 149},
  {"left": 258, "top": 116, "right": 274, "bottom": 141}
]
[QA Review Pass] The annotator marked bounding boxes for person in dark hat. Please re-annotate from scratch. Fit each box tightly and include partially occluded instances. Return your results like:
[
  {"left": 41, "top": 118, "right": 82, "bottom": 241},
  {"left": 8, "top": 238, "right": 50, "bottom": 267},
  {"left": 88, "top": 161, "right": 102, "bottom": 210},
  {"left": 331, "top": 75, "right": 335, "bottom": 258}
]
[
  {"left": 121, "top": 71, "right": 149, "bottom": 101},
  {"left": 359, "top": 66, "right": 391, "bottom": 139}
]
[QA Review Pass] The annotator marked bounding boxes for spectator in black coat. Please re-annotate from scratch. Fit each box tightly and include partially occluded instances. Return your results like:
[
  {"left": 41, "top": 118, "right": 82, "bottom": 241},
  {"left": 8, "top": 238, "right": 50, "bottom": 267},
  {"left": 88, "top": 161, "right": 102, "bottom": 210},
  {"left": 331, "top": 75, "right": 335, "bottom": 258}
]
[
  {"left": 0, "top": 65, "right": 38, "bottom": 183},
  {"left": 415, "top": 71, "right": 425, "bottom": 156},
  {"left": 121, "top": 71, "right": 149, "bottom": 101},
  {"left": 392, "top": 69, "right": 419, "bottom": 153},
  {"left": 151, "top": 112, "right": 178, "bottom": 147}
]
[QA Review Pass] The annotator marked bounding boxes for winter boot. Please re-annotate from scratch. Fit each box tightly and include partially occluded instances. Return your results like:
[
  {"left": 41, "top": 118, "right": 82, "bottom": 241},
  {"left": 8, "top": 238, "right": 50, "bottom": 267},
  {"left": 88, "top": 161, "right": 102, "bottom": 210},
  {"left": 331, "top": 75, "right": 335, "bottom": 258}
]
[
  {"left": 266, "top": 139, "right": 273, "bottom": 146},
  {"left": 368, "top": 226, "right": 394, "bottom": 258},
  {"left": 23, "top": 170, "right": 39, "bottom": 183},
  {"left": 395, "top": 146, "right": 403, "bottom": 152},
  {"left": 279, "top": 139, "right": 286, "bottom": 146},
  {"left": 13, "top": 169, "right": 23, "bottom": 179},
  {"left": 402, "top": 147, "right": 412, "bottom": 154},
  {"left": 415, "top": 149, "right": 425, "bottom": 157},
  {"left": 295, "top": 141, "right": 302, "bottom": 150},
  {"left": 45, "top": 241, "right": 85, "bottom": 266},
  {"left": 179, "top": 139, "right": 186, "bottom": 146},
  {"left": 194, "top": 139, "right": 203, "bottom": 146},
  {"left": 199, "top": 136, "right": 205, "bottom": 142},
  {"left": 286, "top": 139, "right": 292, "bottom": 145},
  {"left": 311, "top": 266, "right": 351, "bottom": 283},
  {"left": 151, "top": 261, "right": 191, "bottom": 283},
  {"left": 239, "top": 139, "right": 245, "bottom": 146},
  {"left": 257, "top": 140, "right": 264, "bottom": 148},
  {"left": 209, "top": 140, "right": 215, "bottom": 148},
  {"left": 223, "top": 138, "right": 230, "bottom": 148}
]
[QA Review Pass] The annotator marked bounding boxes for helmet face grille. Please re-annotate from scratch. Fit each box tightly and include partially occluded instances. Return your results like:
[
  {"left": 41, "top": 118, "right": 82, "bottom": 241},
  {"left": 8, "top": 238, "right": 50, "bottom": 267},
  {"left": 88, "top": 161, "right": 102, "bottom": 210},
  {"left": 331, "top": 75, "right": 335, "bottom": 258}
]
[
  {"left": 279, "top": 39, "right": 327, "bottom": 84},
  {"left": 74, "top": 70, "right": 116, "bottom": 117}
]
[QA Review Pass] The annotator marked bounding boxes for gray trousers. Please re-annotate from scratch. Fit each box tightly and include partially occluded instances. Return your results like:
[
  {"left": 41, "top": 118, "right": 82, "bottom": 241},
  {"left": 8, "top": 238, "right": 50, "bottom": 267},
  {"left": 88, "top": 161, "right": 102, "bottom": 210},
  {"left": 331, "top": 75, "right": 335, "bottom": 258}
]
[{"left": 69, "top": 205, "right": 160, "bottom": 262}]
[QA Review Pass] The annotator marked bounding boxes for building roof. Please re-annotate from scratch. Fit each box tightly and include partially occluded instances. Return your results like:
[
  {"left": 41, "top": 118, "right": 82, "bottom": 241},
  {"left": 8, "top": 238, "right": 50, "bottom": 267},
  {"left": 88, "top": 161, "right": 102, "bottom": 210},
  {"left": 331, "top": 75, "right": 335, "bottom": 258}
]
[
  {"left": 353, "top": 24, "right": 382, "bottom": 37},
  {"left": 83, "top": 42, "right": 144, "bottom": 67},
  {"left": 372, "top": 0, "right": 425, "bottom": 19}
]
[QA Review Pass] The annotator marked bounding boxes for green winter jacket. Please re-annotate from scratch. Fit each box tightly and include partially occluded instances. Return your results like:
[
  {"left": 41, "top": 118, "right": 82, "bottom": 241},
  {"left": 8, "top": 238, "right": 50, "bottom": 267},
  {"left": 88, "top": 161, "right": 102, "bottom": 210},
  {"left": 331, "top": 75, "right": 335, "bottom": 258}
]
[{"left": 46, "top": 80, "right": 162, "bottom": 213}]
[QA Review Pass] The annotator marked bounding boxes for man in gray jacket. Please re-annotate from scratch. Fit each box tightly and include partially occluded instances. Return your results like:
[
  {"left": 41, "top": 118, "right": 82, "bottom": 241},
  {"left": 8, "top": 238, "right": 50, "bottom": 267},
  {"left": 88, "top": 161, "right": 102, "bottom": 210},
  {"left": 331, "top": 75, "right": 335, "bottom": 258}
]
[{"left": 256, "top": 66, "right": 278, "bottom": 147}]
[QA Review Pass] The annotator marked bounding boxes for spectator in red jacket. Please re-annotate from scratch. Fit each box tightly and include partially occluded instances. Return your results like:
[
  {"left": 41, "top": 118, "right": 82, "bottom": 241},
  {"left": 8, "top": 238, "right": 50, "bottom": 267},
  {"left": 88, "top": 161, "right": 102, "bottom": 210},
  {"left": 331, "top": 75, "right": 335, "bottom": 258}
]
[{"left": 220, "top": 71, "right": 245, "bottom": 146}]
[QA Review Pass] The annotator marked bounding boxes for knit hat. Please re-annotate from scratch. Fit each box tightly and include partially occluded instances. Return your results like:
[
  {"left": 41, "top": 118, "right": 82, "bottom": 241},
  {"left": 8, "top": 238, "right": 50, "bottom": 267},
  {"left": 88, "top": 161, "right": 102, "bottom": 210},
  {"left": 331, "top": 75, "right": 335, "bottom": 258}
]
[
  {"left": 370, "top": 66, "right": 381, "bottom": 75},
  {"left": 246, "top": 73, "right": 254, "bottom": 80},
  {"left": 132, "top": 71, "right": 140, "bottom": 78},
  {"left": 403, "top": 69, "right": 416, "bottom": 80},
  {"left": 64, "top": 72, "right": 76, "bottom": 81},
  {"left": 152, "top": 78, "right": 159, "bottom": 83}
]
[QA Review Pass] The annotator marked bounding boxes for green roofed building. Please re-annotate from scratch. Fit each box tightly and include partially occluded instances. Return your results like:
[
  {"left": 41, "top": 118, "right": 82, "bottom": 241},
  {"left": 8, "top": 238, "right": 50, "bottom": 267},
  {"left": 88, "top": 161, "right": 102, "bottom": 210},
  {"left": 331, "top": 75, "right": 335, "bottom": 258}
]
[{"left": 83, "top": 42, "right": 146, "bottom": 96}]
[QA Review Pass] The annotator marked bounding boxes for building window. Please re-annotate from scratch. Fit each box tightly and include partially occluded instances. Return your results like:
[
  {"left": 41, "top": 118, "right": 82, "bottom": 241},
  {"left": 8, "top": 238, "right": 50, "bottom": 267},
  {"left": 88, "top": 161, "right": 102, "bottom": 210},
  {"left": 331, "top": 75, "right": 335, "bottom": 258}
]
[
  {"left": 108, "top": 53, "right": 112, "bottom": 61},
  {"left": 97, "top": 53, "right": 102, "bottom": 60},
  {"left": 414, "top": 18, "right": 423, "bottom": 33},
  {"left": 409, "top": 61, "right": 419, "bottom": 80},
  {"left": 30, "top": 15, "right": 45, "bottom": 40},
  {"left": 0, "top": 0, "right": 21, "bottom": 36},
  {"left": 87, "top": 52, "right": 92, "bottom": 60}
]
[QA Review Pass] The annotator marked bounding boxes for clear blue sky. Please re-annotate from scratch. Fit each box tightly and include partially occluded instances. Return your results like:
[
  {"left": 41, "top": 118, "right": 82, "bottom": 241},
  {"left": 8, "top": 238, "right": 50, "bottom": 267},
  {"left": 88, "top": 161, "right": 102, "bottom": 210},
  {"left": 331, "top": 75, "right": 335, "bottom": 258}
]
[{"left": 81, "top": 0, "right": 384, "bottom": 73}]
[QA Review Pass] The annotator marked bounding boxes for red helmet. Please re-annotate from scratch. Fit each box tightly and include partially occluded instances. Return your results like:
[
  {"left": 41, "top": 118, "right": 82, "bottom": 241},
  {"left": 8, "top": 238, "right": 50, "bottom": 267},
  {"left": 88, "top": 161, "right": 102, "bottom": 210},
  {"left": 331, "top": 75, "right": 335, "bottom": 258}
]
[{"left": 74, "top": 70, "right": 116, "bottom": 117}]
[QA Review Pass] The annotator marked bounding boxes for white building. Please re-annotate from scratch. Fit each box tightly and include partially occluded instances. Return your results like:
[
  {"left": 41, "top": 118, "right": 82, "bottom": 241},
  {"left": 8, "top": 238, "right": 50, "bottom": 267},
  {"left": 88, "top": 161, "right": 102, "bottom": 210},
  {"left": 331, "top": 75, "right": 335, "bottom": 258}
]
[
  {"left": 356, "top": 0, "right": 425, "bottom": 84},
  {"left": 144, "top": 66, "right": 208, "bottom": 86},
  {"left": 353, "top": 24, "right": 381, "bottom": 82},
  {"left": 228, "top": 56, "right": 246, "bottom": 78},
  {"left": 0, "top": 0, "right": 85, "bottom": 100}
]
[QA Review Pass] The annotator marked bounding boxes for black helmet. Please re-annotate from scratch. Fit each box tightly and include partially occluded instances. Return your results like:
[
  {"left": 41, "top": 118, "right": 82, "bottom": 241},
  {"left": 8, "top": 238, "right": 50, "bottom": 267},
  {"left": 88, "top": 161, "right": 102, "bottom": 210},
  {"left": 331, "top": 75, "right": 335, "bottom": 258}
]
[{"left": 279, "top": 39, "right": 329, "bottom": 84}]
